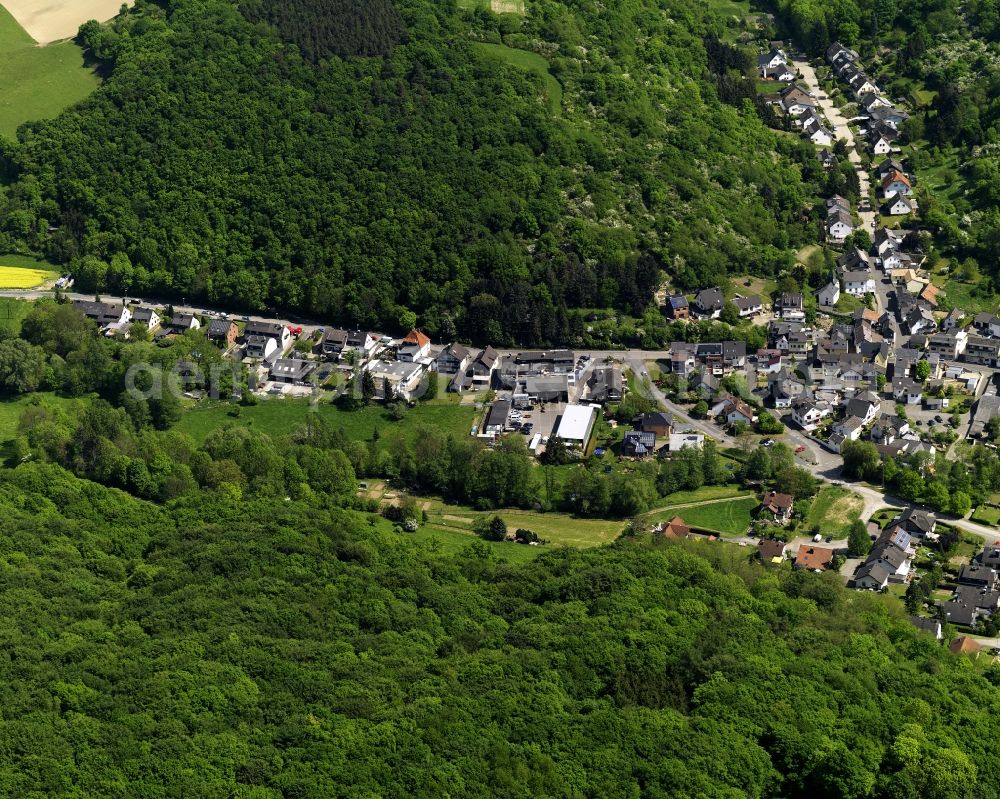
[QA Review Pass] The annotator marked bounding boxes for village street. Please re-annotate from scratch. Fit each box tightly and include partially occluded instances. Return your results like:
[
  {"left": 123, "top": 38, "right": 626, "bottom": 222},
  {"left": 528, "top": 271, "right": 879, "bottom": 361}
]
[{"left": 792, "top": 56, "right": 877, "bottom": 231}]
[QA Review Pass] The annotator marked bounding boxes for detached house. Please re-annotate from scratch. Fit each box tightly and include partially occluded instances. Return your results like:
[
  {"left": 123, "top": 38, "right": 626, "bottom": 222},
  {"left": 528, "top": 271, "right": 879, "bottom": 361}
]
[
  {"left": 399, "top": 329, "right": 431, "bottom": 362},
  {"left": 244, "top": 321, "right": 292, "bottom": 354},
  {"left": 779, "top": 292, "right": 805, "bottom": 322},
  {"left": 734, "top": 295, "right": 762, "bottom": 317},
  {"left": 666, "top": 294, "right": 690, "bottom": 319},
  {"left": 871, "top": 126, "right": 898, "bottom": 155},
  {"left": 693, "top": 287, "right": 725, "bottom": 319},
  {"left": 621, "top": 430, "right": 655, "bottom": 458},
  {"left": 73, "top": 300, "right": 132, "bottom": 332},
  {"left": 132, "top": 306, "right": 161, "bottom": 332},
  {"left": 437, "top": 342, "right": 471, "bottom": 374},
  {"left": 471, "top": 346, "right": 501, "bottom": 389},
  {"left": 881, "top": 170, "right": 912, "bottom": 197},
  {"left": 843, "top": 271, "right": 875, "bottom": 296},
  {"left": 780, "top": 84, "right": 817, "bottom": 116},
  {"left": 817, "top": 280, "right": 841, "bottom": 307},
  {"left": 791, "top": 396, "right": 831, "bottom": 431},
  {"left": 758, "top": 48, "right": 789, "bottom": 71},
  {"left": 883, "top": 193, "right": 913, "bottom": 216},
  {"left": 712, "top": 395, "right": 756, "bottom": 426},
  {"left": 759, "top": 491, "right": 794, "bottom": 523},
  {"left": 827, "top": 208, "right": 854, "bottom": 243},
  {"left": 206, "top": 318, "right": 238, "bottom": 347}
]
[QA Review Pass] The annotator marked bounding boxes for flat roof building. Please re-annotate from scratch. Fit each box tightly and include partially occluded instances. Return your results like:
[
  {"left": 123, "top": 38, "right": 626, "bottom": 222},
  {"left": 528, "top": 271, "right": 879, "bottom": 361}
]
[{"left": 554, "top": 404, "right": 598, "bottom": 448}]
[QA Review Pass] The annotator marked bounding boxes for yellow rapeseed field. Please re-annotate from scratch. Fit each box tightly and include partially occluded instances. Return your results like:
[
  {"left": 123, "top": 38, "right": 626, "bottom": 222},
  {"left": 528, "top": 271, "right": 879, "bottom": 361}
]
[{"left": 0, "top": 266, "right": 58, "bottom": 288}]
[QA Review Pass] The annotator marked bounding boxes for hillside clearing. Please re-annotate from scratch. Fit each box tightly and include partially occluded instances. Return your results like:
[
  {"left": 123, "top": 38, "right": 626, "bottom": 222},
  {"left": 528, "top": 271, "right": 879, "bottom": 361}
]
[
  {"left": 473, "top": 42, "right": 561, "bottom": 115},
  {"left": 0, "top": 4, "right": 99, "bottom": 136}
]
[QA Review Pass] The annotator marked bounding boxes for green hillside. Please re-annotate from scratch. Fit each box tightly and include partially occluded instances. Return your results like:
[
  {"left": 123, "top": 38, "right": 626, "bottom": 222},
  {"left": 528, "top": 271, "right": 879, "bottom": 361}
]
[{"left": 0, "top": 5, "right": 99, "bottom": 138}]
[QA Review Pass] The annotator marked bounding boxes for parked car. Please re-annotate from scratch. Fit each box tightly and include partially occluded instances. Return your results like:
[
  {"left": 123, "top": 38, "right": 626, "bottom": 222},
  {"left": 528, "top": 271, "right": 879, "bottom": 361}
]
[
  {"left": 761, "top": 438, "right": 774, "bottom": 447},
  {"left": 795, "top": 445, "right": 806, "bottom": 453}
]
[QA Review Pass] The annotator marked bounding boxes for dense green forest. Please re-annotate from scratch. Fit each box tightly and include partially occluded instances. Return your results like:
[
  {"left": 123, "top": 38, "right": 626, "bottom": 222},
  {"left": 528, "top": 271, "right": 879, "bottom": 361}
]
[
  {"left": 0, "top": 459, "right": 994, "bottom": 796},
  {"left": 0, "top": 0, "right": 823, "bottom": 343}
]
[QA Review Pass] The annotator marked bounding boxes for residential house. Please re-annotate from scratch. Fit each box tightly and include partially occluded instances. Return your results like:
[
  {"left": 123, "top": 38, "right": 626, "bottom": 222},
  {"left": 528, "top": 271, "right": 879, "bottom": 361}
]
[
  {"left": 909, "top": 616, "right": 943, "bottom": 640},
  {"left": 760, "top": 491, "right": 794, "bottom": 523},
  {"left": 791, "top": 396, "right": 831, "bottom": 431},
  {"left": 833, "top": 415, "right": 866, "bottom": 441},
  {"left": 319, "top": 328, "right": 349, "bottom": 359},
  {"left": 206, "top": 318, "right": 238, "bottom": 347},
  {"left": 881, "top": 170, "right": 912, "bottom": 197},
  {"left": 883, "top": 192, "right": 913, "bottom": 216},
  {"left": 73, "top": 300, "right": 132, "bottom": 331},
  {"left": 762, "top": 63, "right": 796, "bottom": 81},
  {"left": 669, "top": 342, "right": 697, "bottom": 377},
  {"left": 471, "top": 346, "right": 501, "bottom": 388},
  {"left": 666, "top": 294, "right": 690, "bottom": 319},
  {"left": 958, "top": 563, "right": 997, "bottom": 589},
  {"left": 693, "top": 287, "right": 725, "bottom": 319},
  {"left": 621, "top": 430, "right": 655, "bottom": 458},
  {"left": 973, "top": 312, "right": 1000, "bottom": 338},
  {"left": 838, "top": 246, "right": 870, "bottom": 271},
  {"left": 437, "top": 342, "right": 471, "bottom": 374},
  {"left": 928, "top": 331, "right": 968, "bottom": 360},
  {"left": 164, "top": 312, "right": 200, "bottom": 335},
  {"left": 780, "top": 84, "right": 817, "bottom": 115},
  {"left": 514, "top": 350, "right": 575, "bottom": 373},
  {"left": 758, "top": 538, "right": 788, "bottom": 564},
  {"left": 804, "top": 117, "right": 833, "bottom": 145},
  {"left": 660, "top": 517, "right": 691, "bottom": 539},
  {"left": 861, "top": 93, "right": 893, "bottom": 113},
  {"left": 734, "top": 295, "right": 762, "bottom": 317},
  {"left": 827, "top": 207, "right": 854, "bottom": 242},
  {"left": 245, "top": 335, "right": 279, "bottom": 363},
  {"left": 875, "top": 158, "right": 905, "bottom": 181},
  {"left": 636, "top": 412, "right": 674, "bottom": 437},
  {"left": 871, "top": 125, "right": 898, "bottom": 154},
  {"left": 891, "top": 378, "right": 922, "bottom": 405},
  {"left": 244, "top": 321, "right": 292, "bottom": 354},
  {"left": 849, "top": 72, "right": 878, "bottom": 97},
  {"left": 399, "top": 329, "right": 431, "bottom": 362},
  {"left": 846, "top": 394, "right": 880, "bottom": 425},
  {"left": 269, "top": 358, "right": 316, "bottom": 385},
  {"left": 964, "top": 335, "right": 1000, "bottom": 367},
  {"left": 871, "top": 413, "right": 910, "bottom": 444},
  {"left": 971, "top": 394, "right": 1000, "bottom": 438},
  {"left": 843, "top": 271, "right": 875, "bottom": 296},
  {"left": 758, "top": 48, "right": 789, "bottom": 71},
  {"left": 896, "top": 507, "right": 937, "bottom": 538},
  {"left": 819, "top": 148, "right": 837, "bottom": 169},
  {"left": 866, "top": 539, "right": 912, "bottom": 581},
  {"left": 948, "top": 635, "right": 983, "bottom": 654},
  {"left": 713, "top": 395, "right": 756, "bottom": 426},
  {"left": 132, "top": 306, "right": 161, "bottom": 332},
  {"left": 817, "top": 280, "right": 841, "bottom": 307},
  {"left": 854, "top": 561, "right": 891, "bottom": 590},
  {"left": 794, "top": 545, "right": 834, "bottom": 571},
  {"left": 689, "top": 370, "right": 720, "bottom": 399},
  {"left": 668, "top": 432, "right": 705, "bottom": 451},
  {"left": 780, "top": 292, "right": 805, "bottom": 322},
  {"left": 587, "top": 366, "right": 624, "bottom": 404},
  {"left": 367, "top": 360, "right": 426, "bottom": 401},
  {"left": 869, "top": 105, "right": 909, "bottom": 129}
]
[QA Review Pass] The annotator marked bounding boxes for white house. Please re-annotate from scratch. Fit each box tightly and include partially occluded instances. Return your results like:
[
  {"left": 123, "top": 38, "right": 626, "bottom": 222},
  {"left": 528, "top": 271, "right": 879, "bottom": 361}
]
[
  {"left": 833, "top": 415, "right": 866, "bottom": 441},
  {"left": 817, "top": 281, "right": 841, "bottom": 307},
  {"left": 668, "top": 432, "right": 705, "bottom": 451},
  {"left": 872, "top": 131, "right": 896, "bottom": 154},
  {"left": 367, "top": 360, "right": 426, "bottom": 400},
  {"left": 398, "top": 329, "right": 431, "bottom": 362},
  {"left": 884, "top": 193, "right": 913, "bottom": 216},
  {"left": 843, "top": 271, "right": 876, "bottom": 296},
  {"left": 758, "top": 48, "right": 789, "bottom": 70},
  {"left": 791, "top": 397, "right": 831, "bottom": 431},
  {"left": 827, "top": 208, "right": 854, "bottom": 242},
  {"left": 892, "top": 378, "right": 922, "bottom": 405},
  {"left": 806, "top": 124, "right": 833, "bottom": 146}
]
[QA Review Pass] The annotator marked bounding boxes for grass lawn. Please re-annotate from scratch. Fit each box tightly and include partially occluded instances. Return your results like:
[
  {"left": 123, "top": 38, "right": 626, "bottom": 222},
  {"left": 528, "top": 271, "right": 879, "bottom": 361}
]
[
  {"left": 175, "top": 397, "right": 477, "bottom": 445},
  {"left": 0, "top": 298, "right": 32, "bottom": 334},
  {"left": 972, "top": 505, "right": 1000, "bottom": 526},
  {"left": 646, "top": 496, "right": 757, "bottom": 536},
  {"left": 931, "top": 273, "right": 1000, "bottom": 315},
  {"left": 805, "top": 486, "right": 865, "bottom": 538},
  {"left": 0, "top": 392, "right": 89, "bottom": 458},
  {"left": 422, "top": 498, "right": 625, "bottom": 548},
  {"left": 410, "top": 524, "right": 542, "bottom": 563},
  {"left": 473, "top": 42, "right": 562, "bottom": 115},
  {"left": 833, "top": 293, "right": 863, "bottom": 314},
  {"left": 0, "top": 5, "right": 100, "bottom": 138},
  {"left": 646, "top": 484, "right": 751, "bottom": 511}
]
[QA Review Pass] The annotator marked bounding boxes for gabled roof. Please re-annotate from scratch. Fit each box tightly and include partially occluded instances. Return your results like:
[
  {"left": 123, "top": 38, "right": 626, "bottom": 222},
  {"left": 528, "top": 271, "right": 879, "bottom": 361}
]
[
  {"left": 662, "top": 516, "right": 690, "bottom": 539},
  {"left": 795, "top": 545, "right": 834, "bottom": 570},
  {"left": 442, "top": 342, "right": 470, "bottom": 361},
  {"left": 402, "top": 329, "right": 431, "bottom": 348},
  {"left": 949, "top": 636, "right": 982, "bottom": 655},
  {"left": 758, "top": 538, "right": 787, "bottom": 560}
]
